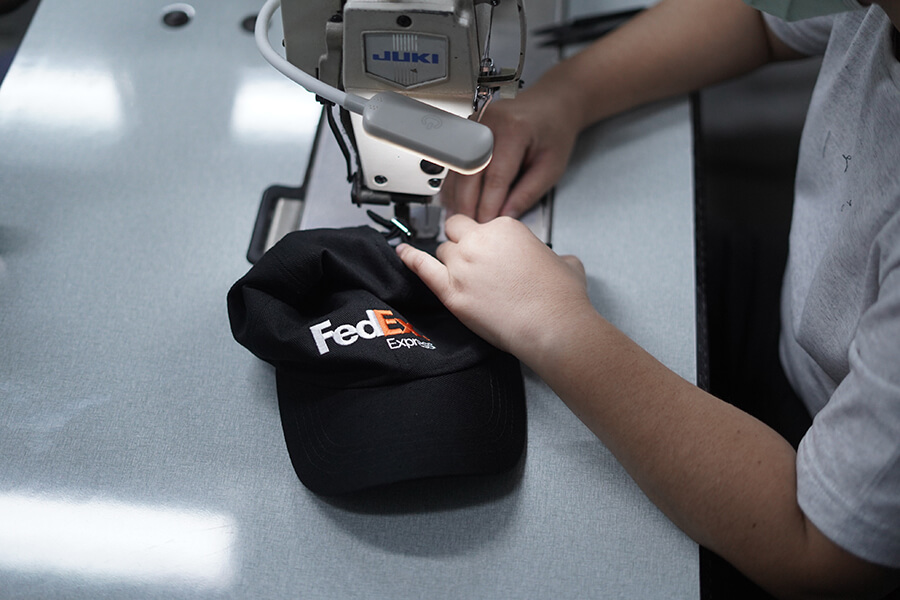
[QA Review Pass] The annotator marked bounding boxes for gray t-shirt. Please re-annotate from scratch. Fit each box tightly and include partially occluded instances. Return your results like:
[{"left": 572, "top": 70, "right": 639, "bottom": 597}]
[{"left": 766, "top": 8, "right": 900, "bottom": 568}]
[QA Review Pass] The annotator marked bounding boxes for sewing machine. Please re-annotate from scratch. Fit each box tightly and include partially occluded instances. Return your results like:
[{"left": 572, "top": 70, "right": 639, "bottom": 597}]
[{"left": 249, "top": 0, "right": 547, "bottom": 259}]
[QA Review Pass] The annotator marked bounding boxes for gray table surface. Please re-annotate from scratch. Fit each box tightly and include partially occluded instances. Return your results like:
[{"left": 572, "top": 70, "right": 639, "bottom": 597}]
[{"left": 0, "top": 0, "right": 698, "bottom": 598}]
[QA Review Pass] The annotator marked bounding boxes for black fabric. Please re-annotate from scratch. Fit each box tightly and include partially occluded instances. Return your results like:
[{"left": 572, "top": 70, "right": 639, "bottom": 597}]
[
  {"left": 893, "top": 27, "right": 900, "bottom": 62},
  {"left": 228, "top": 226, "right": 526, "bottom": 495},
  {"left": 694, "top": 79, "right": 816, "bottom": 598}
]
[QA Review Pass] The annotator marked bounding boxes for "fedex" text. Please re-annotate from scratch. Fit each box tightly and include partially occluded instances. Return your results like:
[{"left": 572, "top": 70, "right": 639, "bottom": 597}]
[{"left": 310, "top": 309, "right": 431, "bottom": 355}]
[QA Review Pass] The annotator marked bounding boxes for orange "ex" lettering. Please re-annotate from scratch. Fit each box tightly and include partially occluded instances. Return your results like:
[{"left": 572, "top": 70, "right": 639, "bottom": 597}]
[{"left": 372, "top": 309, "right": 429, "bottom": 340}]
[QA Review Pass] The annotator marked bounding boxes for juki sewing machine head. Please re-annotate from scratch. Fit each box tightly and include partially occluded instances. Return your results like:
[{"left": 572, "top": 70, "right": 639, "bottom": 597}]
[{"left": 256, "top": 0, "right": 525, "bottom": 238}]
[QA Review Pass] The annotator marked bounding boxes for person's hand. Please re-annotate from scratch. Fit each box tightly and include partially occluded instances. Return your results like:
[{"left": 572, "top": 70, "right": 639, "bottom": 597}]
[
  {"left": 396, "top": 215, "right": 592, "bottom": 363},
  {"left": 441, "top": 86, "right": 582, "bottom": 223}
]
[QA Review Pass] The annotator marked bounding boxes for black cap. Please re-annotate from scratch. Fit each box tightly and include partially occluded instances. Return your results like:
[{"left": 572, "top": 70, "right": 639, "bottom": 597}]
[{"left": 227, "top": 227, "right": 526, "bottom": 495}]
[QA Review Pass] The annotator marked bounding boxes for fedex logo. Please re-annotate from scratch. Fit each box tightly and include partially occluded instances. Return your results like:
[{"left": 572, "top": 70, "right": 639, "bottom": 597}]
[
  {"left": 310, "top": 309, "right": 431, "bottom": 355},
  {"left": 371, "top": 51, "right": 440, "bottom": 64}
]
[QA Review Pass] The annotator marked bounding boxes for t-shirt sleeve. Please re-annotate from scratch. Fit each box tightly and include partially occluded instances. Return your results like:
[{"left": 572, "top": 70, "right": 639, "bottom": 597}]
[
  {"left": 763, "top": 13, "right": 834, "bottom": 56},
  {"left": 796, "top": 218, "right": 900, "bottom": 568}
]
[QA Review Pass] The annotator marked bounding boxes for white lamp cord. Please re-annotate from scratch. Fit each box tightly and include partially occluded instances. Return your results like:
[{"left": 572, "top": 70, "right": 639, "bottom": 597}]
[{"left": 254, "top": 0, "right": 368, "bottom": 115}]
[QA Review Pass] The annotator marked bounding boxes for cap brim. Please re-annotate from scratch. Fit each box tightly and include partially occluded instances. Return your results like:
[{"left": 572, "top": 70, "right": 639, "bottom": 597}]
[{"left": 276, "top": 352, "right": 526, "bottom": 495}]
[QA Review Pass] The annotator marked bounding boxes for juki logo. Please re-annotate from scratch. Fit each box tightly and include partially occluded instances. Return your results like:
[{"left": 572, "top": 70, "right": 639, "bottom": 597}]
[
  {"left": 372, "top": 51, "right": 440, "bottom": 64},
  {"left": 310, "top": 309, "right": 433, "bottom": 355}
]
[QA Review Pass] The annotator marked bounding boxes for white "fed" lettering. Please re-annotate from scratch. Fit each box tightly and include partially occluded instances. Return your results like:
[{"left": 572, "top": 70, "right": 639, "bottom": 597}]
[{"left": 310, "top": 310, "right": 383, "bottom": 355}]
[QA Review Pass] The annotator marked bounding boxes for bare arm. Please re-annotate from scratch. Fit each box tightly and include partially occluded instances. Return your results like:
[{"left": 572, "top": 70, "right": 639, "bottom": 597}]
[
  {"left": 539, "top": 0, "right": 801, "bottom": 128},
  {"left": 397, "top": 216, "right": 900, "bottom": 599},
  {"left": 446, "top": 0, "right": 805, "bottom": 221}
]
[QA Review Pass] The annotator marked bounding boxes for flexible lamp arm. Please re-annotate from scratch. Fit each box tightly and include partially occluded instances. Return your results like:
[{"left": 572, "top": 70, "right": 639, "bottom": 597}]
[{"left": 254, "top": 0, "right": 493, "bottom": 174}]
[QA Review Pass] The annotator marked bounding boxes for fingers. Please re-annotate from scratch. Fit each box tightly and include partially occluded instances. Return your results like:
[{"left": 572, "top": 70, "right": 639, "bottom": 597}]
[
  {"left": 395, "top": 243, "right": 452, "bottom": 300},
  {"left": 475, "top": 140, "right": 529, "bottom": 224},
  {"left": 501, "top": 153, "right": 563, "bottom": 219},
  {"left": 442, "top": 171, "right": 483, "bottom": 220},
  {"left": 442, "top": 105, "right": 531, "bottom": 222}
]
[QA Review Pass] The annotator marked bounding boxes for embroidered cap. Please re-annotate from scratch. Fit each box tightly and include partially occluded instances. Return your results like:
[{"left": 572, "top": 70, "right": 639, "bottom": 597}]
[{"left": 227, "top": 227, "right": 526, "bottom": 495}]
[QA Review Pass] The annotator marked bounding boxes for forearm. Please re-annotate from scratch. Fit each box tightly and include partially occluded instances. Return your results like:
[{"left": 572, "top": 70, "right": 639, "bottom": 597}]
[
  {"left": 522, "top": 309, "right": 803, "bottom": 566},
  {"left": 523, "top": 309, "right": 895, "bottom": 599},
  {"left": 531, "top": 0, "right": 783, "bottom": 130},
  {"left": 396, "top": 216, "right": 898, "bottom": 597}
]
